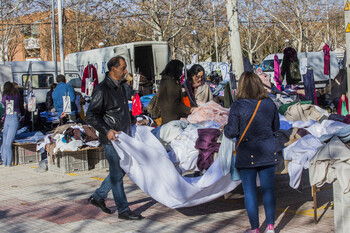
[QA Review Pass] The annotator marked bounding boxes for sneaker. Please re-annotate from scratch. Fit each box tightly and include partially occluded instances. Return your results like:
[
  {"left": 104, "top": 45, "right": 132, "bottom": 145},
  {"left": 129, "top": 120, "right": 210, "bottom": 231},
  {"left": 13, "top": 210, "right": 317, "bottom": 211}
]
[
  {"left": 265, "top": 224, "right": 275, "bottom": 233},
  {"left": 245, "top": 229, "right": 260, "bottom": 233}
]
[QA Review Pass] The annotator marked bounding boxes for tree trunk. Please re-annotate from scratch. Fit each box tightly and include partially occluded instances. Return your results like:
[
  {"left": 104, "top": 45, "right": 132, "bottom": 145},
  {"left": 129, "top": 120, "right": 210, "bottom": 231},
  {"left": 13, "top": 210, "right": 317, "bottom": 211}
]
[{"left": 226, "top": 0, "right": 244, "bottom": 79}]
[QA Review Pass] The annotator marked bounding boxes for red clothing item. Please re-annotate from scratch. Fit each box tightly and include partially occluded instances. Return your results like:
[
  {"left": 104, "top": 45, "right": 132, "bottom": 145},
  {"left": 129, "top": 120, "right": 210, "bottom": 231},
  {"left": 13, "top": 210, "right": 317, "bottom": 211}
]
[
  {"left": 81, "top": 64, "right": 98, "bottom": 95},
  {"left": 323, "top": 44, "right": 330, "bottom": 75}
]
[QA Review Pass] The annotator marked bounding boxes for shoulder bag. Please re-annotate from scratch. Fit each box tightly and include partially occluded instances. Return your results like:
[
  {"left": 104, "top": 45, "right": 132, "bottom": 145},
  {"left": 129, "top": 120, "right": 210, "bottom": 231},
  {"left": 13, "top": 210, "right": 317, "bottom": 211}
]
[{"left": 146, "top": 92, "right": 161, "bottom": 117}]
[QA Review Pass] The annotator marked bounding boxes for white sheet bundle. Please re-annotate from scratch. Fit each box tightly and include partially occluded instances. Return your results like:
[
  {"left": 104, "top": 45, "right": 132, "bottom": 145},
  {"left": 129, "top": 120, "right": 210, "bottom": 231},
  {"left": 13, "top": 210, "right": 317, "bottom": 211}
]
[{"left": 112, "top": 126, "right": 240, "bottom": 209}]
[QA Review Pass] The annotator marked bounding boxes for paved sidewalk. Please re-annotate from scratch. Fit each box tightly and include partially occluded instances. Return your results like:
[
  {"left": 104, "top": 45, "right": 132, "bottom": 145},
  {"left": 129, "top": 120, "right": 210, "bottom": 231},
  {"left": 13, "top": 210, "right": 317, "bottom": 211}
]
[{"left": 0, "top": 165, "right": 334, "bottom": 233}]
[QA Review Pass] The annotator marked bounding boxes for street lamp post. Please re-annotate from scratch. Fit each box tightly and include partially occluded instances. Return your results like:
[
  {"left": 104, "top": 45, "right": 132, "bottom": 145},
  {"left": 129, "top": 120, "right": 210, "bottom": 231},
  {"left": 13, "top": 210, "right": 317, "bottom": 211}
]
[{"left": 191, "top": 30, "right": 199, "bottom": 63}]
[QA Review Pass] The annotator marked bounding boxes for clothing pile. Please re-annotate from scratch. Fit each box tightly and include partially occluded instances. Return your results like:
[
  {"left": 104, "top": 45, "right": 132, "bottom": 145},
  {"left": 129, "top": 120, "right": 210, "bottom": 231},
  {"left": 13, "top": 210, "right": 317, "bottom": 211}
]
[
  {"left": 38, "top": 123, "right": 100, "bottom": 164},
  {"left": 278, "top": 104, "right": 350, "bottom": 191},
  {"left": 186, "top": 100, "right": 229, "bottom": 126},
  {"left": 156, "top": 120, "right": 220, "bottom": 173}
]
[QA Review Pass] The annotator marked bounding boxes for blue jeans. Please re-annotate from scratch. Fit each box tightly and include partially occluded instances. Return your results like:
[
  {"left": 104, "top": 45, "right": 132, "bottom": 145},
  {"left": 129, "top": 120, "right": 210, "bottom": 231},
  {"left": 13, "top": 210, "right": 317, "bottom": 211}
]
[
  {"left": 239, "top": 165, "right": 276, "bottom": 229},
  {"left": 92, "top": 144, "right": 130, "bottom": 213},
  {"left": 1, "top": 114, "right": 19, "bottom": 166}
]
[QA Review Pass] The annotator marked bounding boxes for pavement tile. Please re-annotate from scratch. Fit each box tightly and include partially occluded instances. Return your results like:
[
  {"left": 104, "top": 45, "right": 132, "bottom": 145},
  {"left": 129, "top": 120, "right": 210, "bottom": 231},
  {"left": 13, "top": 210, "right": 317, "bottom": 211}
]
[{"left": 0, "top": 164, "right": 336, "bottom": 233}]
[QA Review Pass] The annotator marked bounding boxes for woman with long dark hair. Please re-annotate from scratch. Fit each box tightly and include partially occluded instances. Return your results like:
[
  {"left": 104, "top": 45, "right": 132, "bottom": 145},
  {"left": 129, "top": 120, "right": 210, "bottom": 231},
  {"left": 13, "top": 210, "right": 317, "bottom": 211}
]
[
  {"left": 1, "top": 81, "right": 21, "bottom": 167},
  {"left": 158, "top": 60, "right": 193, "bottom": 125},
  {"left": 184, "top": 64, "right": 213, "bottom": 107},
  {"left": 224, "top": 72, "right": 280, "bottom": 233}
]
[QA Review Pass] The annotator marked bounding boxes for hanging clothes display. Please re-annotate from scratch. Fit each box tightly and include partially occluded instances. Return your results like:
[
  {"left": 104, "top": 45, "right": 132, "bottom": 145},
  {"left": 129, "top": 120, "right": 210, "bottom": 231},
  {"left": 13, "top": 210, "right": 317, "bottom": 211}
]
[
  {"left": 303, "top": 69, "right": 316, "bottom": 105},
  {"left": 81, "top": 64, "right": 98, "bottom": 95},
  {"left": 274, "top": 54, "right": 282, "bottom": 91},
  {"left": 323, "top": 44, "right": 331, "bottom": 75},
  {"left": 281, "top": 47, "right": 301, "bottom": 85}
]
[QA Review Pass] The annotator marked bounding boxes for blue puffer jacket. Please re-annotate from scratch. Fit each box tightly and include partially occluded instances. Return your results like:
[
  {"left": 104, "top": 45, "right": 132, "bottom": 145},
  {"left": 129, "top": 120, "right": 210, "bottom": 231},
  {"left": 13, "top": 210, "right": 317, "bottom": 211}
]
[{"left": 224, "top": 98, "right": 280, "bottom": 168}]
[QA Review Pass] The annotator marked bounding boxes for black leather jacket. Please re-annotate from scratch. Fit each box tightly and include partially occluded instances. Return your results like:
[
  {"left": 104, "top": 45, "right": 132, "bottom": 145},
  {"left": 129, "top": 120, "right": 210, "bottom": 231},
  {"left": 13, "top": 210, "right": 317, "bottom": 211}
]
[{"left": 86, "top": 74, "right": 132, "bottom": 145}]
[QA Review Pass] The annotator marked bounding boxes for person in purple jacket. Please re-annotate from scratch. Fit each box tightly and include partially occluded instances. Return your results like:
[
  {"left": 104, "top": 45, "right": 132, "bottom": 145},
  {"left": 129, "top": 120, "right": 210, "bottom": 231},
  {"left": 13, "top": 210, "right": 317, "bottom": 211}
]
[
  {"left": 1, "top": 81, "right": 21, "bottom": 167},
  {"left": 224, "top": 72, "right": 280, "bottom": 233}
]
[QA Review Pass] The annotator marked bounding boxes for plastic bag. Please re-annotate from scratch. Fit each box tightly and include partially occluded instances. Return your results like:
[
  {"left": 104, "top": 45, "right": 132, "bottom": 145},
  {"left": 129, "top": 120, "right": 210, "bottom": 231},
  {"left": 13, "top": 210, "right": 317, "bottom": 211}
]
[
  {"left": 35, "top": 158, "right": 48, "bottom": 173},
  {"left": 341, "top": 101, "right": 349, "bottom": 116},
  {"left": 132, "top": 94, "right": 142, "bottom": 116}
]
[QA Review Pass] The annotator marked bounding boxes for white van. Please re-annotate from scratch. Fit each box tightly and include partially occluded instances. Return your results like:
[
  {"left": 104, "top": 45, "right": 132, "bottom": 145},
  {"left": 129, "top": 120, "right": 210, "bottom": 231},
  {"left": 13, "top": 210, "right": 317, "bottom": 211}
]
[
  {"left": 65, "top": 41, "right": 170, "bottom": 88},
  {"left": 2, "top": 61, "right": 81, "bottom": 103},
  {"left": 260, "top": 51, "right": 339, "bottom": 88}
]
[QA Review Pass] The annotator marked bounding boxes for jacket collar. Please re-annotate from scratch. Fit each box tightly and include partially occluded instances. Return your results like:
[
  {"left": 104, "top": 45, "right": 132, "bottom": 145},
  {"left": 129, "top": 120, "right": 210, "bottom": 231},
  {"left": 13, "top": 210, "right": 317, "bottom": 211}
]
[{"left": 105, "top": 72, "right": 127, "bottom": 89}]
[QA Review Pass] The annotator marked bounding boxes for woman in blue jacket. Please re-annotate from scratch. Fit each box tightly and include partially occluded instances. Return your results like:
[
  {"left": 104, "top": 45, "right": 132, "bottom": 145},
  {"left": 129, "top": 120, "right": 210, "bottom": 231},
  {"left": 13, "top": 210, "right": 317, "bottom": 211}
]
[{"left": 224, "top": 71, "right": 280, "bottom": 233}]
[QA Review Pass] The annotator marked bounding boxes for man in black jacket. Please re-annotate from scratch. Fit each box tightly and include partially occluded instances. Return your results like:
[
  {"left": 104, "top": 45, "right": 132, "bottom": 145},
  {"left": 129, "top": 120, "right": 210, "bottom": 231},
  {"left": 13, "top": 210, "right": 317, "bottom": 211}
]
[{"left": 86, "top": 56, "right": 142, "bottom": 220}]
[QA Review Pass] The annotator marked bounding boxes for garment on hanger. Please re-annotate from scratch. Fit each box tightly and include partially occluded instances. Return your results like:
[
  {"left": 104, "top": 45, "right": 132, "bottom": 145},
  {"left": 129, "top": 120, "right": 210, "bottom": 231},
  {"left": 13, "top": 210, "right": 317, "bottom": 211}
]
[
  {"left": 81, "top": 64, "right": 98, "bottom": 95},
  {"left": 323, "top": 44, "right": 331, "bottom": 75},
  {"left": 303, "top": 68, "right": 316, "bottom": 105}
]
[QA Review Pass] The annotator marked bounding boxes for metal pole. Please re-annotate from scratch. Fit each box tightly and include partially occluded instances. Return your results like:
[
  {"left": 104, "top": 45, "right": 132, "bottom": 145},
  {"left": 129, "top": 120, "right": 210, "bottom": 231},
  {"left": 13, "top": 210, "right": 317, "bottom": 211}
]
[
  {"left": 326, "top": 0, "right": 330, "bottom": 44},
  {"left": 197, "top": 36, "right": 199, "bottom": 63},
  {"left": 51, "top": 0, "right": 58, "bottom": 77},
  {"left": 226, "top": 0, "right": 244, "bottom": 79},
  {"left": 345, "top": 0, "right": 350, "bottom": 110},
  {"left": 57, "top": 0, "right": 65, "bottom": 75},
  {"left": 29, "top": 61, "right": 34, "bottom": 132},
  {"left": 213, "top": 1, "right": 219, "bottom": 68}
]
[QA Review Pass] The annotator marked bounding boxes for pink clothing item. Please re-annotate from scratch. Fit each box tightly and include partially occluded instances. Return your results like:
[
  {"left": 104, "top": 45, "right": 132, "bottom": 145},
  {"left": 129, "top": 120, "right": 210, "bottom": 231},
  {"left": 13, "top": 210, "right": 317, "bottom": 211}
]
[
  {"left": 274, "top": 54, "right": 282, "bottom": 91},
  {"left": 323, "top": 44, "right": 330, "bottom": 75},
  {"left": 81, "top": 64, "right": 98, "bottom": 95},
  {"left": 187, "top": 101, "right": 229, "bottom": 126}
]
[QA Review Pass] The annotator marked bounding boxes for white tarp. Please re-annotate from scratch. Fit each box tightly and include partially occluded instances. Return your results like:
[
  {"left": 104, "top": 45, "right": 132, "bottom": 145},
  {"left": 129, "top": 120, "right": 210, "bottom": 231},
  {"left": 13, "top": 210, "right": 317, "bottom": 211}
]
[{"left": 112, "top": 126, "right": 240, "bottom": 209}]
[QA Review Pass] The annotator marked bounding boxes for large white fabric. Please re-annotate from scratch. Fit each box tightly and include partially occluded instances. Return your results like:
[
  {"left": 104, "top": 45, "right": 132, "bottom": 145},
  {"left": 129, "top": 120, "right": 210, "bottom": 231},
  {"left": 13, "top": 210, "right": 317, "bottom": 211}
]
[
  {"left": 305, "top": 120, "right": 346, "bottom": 138},
  {"left": 283, "top": 134, "right": 323, "bottom": 189},
  {"left": 112, "top": 126, "right": 240, "bottom": 209}
]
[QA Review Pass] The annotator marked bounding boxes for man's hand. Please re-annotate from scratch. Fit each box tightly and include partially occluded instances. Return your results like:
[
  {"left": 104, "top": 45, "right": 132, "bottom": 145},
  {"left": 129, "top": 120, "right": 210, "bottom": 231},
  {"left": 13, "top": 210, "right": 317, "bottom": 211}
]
[{"left": 107, "top": 130, "right": 120, "bottom": 141}]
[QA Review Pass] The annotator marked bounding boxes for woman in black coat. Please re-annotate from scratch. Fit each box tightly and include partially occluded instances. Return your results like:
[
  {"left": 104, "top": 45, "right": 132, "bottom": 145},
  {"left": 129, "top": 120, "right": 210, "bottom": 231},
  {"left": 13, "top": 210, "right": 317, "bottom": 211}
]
[
  {"left": 158, "top": 60, "right": 192, "bottom": 125},
  {"left": 224, "top": 71, "right": 280, "bottom": 233}
]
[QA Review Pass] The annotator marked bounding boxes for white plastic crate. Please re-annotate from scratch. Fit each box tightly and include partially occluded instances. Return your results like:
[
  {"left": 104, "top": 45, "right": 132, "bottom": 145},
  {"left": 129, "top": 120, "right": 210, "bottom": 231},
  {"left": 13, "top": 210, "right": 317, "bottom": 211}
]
[
  {"left": 12, "top": 143, "right": 41, "bottom": 165},
  {"left": 48, "top": 150, "right": 88, "bottom": 173},
  {"left": 87, "top": 147, "right": 109, "bottom": 170}
]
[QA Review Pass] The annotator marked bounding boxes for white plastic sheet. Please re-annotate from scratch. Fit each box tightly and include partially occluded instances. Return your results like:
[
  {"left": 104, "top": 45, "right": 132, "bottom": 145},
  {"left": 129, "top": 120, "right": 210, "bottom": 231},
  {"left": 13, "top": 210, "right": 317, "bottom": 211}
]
[{"left": 112, "top": 126, "right": 240, "bottom": 209}]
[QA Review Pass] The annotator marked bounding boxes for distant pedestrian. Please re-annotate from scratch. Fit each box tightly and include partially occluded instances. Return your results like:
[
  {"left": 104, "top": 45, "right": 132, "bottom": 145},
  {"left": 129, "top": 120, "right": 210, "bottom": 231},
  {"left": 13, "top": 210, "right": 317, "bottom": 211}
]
[
  {"left": 52, "top": 75, "right": 77, "bottom": 121},
  {"left": 86, "top": 56, "right": 143, "bottom": 220},
  {"left": 46, "top": 83, "right": 57, "bottom": 111},
  {"left": 184, "top": 64, "right": 213, "bottom": 107},
  {"left": 224, "top": 71, "right": 280, "bottom": 233},
  {"left": 1, "top": 82, "right": 21, "bottom": 167}
]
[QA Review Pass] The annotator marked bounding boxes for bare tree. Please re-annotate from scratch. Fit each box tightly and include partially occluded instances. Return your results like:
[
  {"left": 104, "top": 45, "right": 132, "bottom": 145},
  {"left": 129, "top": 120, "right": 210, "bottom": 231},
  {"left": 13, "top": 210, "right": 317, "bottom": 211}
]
[
  {"left": 0, "top": 0, "right": 29, "bottom": 62},
  {"left": 238, "top": 0, "right": 273, "bottom": 64}
]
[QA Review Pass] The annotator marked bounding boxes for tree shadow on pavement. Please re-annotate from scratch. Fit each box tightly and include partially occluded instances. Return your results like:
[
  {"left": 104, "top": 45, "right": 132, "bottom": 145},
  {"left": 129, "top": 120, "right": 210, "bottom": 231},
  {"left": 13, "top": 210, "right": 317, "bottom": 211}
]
[{"left": 263, "top": 171, "right": 333, "bottom": 232}]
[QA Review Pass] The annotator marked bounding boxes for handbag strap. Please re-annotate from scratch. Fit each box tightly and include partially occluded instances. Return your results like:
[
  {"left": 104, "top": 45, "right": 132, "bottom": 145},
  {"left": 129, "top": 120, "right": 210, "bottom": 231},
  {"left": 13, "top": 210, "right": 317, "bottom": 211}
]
[{"left": 234, "top": 100, "right": 261, "bottom": 155}]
